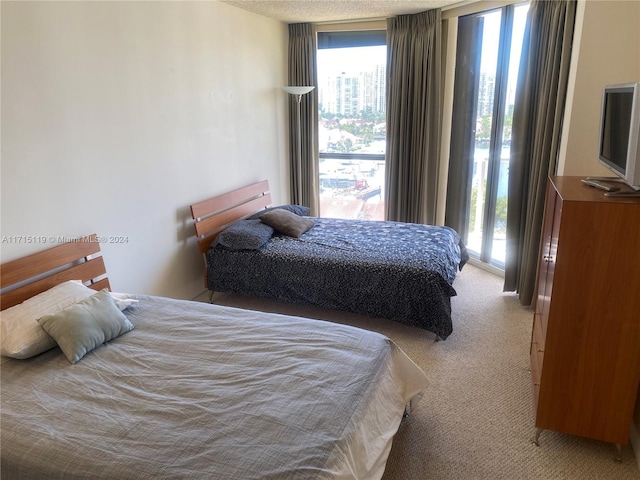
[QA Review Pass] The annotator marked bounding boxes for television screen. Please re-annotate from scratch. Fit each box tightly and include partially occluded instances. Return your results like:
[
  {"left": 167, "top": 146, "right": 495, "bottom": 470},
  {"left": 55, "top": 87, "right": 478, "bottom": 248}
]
[
  {"left": 599, "top": 90, "right": 633, "bottom": 174},
  {"left": 596, "top": 82, "right": 640, "bottom": 192}
]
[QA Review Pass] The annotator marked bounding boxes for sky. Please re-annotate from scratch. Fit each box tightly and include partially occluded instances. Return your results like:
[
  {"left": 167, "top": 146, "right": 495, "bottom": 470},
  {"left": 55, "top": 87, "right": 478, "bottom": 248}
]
[
  {"left": 316, "top": 3, "right": 529, "bottom": 103},
  {"left": 317, "top": 45, "right": 386, "bottom": 78}
]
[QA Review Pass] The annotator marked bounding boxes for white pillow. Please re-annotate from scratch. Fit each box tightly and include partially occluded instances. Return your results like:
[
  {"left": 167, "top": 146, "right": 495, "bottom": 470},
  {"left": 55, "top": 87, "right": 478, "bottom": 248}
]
[{"left": 1, "top": 281, "right": 136, "bottom": 360}]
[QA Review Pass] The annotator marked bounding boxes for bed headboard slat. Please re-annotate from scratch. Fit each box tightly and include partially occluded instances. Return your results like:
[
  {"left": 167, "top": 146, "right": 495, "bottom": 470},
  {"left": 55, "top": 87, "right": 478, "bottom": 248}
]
[
  {"left": 190, "top": 179, "right": 270, "bottom": 220},
  {"left": 193, "top": 194, "right": 273, "bottom": 239},
  {"left": 1, "top": 234, "right": 110, "bottom": 310},
  {"left": 89, "top": 278, "right": 111, "bottom": 292},
  {"left": 191, "top": 180, "right": 272, "bottom": 254}
]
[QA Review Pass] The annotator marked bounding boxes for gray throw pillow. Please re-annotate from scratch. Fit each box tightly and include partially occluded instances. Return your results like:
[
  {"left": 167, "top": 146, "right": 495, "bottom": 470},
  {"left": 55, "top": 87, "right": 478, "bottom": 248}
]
[
  {"left": 215, "top": 219, "right": 274, "bottom": 250},
  {"left": 38, "top": 290, "right": 134, "bottom": 364},
  {"left": 247, "top": 204, "right": 310, "bottom": 220},
  {"left": 260, "top": 209, "right": 315, "bottom": 238}
]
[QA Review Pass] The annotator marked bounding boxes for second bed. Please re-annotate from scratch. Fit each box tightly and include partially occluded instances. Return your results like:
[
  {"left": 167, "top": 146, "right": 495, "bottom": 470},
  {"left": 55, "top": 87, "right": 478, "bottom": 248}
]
[{"left": 191, "top": 181, "right": 468, "bottom": 340}]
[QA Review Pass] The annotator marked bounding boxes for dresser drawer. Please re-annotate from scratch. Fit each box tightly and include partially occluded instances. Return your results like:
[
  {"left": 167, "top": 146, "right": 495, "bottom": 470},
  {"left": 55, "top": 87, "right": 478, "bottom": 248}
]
[
  {"left": 532, "top": 315, "right": 545, "bottom": 357},
  {"left": 530, "top": 343, "right": 541, "bottom": 408},
  {"left": 530, "top": 315, "right": 545, "bottom": 407},
  {"left": 531, "top": 318, "right": 544, "bottom": 372},
  {"left": 533, "top": 311, "right": 547, "bottom": 344},
  {"left": 530, "top": 340, "right": 541, "bottom": 385}
]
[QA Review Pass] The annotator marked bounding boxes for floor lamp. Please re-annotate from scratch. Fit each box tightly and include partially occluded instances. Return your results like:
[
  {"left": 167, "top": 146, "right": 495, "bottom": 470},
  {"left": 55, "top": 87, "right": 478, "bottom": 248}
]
[{"left": 283, "top": 86, "right": 315, "bottom": 202}]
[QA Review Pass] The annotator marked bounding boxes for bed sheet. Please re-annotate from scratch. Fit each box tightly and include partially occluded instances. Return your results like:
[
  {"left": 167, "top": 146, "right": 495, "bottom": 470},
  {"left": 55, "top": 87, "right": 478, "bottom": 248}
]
[
  {"left": 207, "top": 217, "right": 467, "bottom": 339},
  {"left": 1, "top": 295, "right": 429, "bottom": 480}
]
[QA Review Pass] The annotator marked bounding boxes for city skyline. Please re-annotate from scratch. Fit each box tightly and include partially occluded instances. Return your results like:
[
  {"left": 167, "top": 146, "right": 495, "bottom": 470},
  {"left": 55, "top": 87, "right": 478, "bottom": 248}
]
[{"left": 317, "top": 45, "right": 386, "bottom": 116}]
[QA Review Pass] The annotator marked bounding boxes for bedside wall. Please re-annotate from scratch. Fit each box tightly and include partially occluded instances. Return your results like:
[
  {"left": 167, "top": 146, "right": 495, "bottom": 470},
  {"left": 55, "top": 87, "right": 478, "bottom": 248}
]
[{"left": 1, "top": 1, "right": 289, "bottom": 300}]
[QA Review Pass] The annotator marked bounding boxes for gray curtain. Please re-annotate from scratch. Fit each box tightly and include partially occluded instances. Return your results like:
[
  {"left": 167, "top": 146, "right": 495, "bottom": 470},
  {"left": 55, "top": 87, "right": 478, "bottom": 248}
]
[
  {"left": 444, "top": 14, "right": 483, "bottom": 240},
  {"left": 503, "top": 0, "right": 576, "bottom": 305},
  {"left": 287, "top": 23, "right": 319, "bottom": 215},
  {"left": 385, "top": 9, "right": 442, "bottom": 224}
]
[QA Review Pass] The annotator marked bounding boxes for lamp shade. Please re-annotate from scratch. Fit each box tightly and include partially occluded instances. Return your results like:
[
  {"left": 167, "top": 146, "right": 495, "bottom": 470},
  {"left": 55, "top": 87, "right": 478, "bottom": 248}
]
[{"left": 282, "top": 86, "right": 315, "bottom": 95}]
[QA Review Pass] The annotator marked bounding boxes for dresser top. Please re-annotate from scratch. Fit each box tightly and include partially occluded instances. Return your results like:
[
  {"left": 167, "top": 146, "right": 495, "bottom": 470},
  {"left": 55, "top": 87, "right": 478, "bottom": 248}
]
[{"left": 550, "top": 176, "right": 640, "bottom": 204}]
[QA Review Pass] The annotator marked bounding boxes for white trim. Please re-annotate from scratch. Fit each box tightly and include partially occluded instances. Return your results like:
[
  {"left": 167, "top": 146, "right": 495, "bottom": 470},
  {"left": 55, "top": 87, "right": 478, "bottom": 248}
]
[
  {"left": 466, "top": 257, "right": 505, "bottom": 278},
  {"left": 556, "top": 0, "right": 586, "bottom": 175},
  {"left": 442, "top": 0, "right": 526, "bottom": 19}
]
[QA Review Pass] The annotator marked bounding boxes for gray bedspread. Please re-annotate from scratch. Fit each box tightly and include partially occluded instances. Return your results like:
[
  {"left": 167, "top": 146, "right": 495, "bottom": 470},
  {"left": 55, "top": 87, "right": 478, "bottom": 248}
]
[
  {"left": 207, "top": 217, "right": 468, "bottom": 339},
  {"left": 1, "top": 295, "right": 429, "bottom": 480}
]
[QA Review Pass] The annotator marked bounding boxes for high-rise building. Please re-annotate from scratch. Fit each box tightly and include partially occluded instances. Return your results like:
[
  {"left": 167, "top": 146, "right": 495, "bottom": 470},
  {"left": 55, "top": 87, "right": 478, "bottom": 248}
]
[
  {"left": 478, "top": 72, "right": 495, "bottom": 117},
  {"left": 320, "top": 63, "right": 386, "bottom": 116}
]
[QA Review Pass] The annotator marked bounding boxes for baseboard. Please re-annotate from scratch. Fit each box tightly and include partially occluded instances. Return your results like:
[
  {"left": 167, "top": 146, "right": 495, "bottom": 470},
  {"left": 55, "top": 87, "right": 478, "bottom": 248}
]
[
  {"left": 466, "top": 257, "right": 505, "bottom": 278},
  {"left": 630, "top": 422, "right": 640, "bottom": 470}
]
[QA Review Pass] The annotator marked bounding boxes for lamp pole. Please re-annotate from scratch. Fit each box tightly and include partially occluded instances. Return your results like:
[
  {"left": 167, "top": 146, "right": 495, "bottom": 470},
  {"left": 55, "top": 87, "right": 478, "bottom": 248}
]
[{"left": 283, "top": 86, "right": 315, "bottom": 201}]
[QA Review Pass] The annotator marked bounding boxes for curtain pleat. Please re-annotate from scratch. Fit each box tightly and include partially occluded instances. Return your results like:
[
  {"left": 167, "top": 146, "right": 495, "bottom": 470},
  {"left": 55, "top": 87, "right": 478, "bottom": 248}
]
[
  {"left": 444, "top": 14, "right": 483, "bottom": 239},
  {"left": 287, "top": 23, "right": 319, "bottom": 215},
  {"left": 503, "top": 0, "right": 576, "bottom": 305},
  {"left": 385, "top": 9, "right": 442, "bottom": 224}
]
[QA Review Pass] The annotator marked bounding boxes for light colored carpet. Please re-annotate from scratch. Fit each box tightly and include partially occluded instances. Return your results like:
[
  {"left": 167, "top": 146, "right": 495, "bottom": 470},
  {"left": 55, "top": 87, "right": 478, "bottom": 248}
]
[{"left": 200, "top": 263, "right": 640, "bottom": 479}]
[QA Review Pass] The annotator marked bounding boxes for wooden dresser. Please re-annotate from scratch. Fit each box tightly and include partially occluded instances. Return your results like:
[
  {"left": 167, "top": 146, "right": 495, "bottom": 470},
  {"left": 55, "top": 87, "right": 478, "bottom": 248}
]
[{"left": 531, "top": 176, "right": 640, "bottom": 451}]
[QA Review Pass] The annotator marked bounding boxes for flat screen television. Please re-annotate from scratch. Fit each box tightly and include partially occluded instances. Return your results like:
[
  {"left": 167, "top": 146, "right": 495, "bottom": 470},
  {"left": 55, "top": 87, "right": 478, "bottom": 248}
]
[{"left": 597, "top": 81, "right": 640, "bottom": 192}]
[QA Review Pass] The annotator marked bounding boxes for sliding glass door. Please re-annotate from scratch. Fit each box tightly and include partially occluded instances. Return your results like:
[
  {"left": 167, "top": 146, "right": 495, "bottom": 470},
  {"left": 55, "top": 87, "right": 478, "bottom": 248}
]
[{"left": 447, "top": 3, "right": 529, "bottom": 268}]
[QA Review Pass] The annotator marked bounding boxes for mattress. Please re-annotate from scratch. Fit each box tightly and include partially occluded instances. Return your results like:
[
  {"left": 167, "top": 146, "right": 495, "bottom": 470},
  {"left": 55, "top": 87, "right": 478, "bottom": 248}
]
[
  {"left": 206, "top": 217, "right": 468, "bottom": 339},
  {"left": 1, "top": 295, "right": 429, "bottom": 480}
]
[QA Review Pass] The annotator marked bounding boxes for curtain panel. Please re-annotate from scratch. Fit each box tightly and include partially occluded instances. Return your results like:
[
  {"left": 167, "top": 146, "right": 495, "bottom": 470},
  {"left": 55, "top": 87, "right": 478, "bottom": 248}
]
[
  {"left": 503, "top": 0, "right": 577, "bottom": 305},
  {"left": 287, "top": 23, "right": 319, "bottom": 215},
  {"left": 444, "top": 14, "right": 483, "bottom": 240},
  {"left": 385, "top": 9, "right": 442, "bottom": 224}
]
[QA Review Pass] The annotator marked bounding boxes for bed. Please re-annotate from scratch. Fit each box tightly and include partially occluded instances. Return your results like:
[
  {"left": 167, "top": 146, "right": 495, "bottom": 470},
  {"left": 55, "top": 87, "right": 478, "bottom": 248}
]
[
  {"left": 0, "top": 234, "right": 430, "bottom": 480},
  {"left": 191, "top": 180, "right": 468, "bottom": 340}
]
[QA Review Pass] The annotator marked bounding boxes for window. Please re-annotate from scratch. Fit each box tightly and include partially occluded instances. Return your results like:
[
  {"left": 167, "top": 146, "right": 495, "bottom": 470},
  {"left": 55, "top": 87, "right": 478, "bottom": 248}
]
[
  {"left": 448, "top": 3, "right": 529, "bottom": 268},
  {"left": 317, "top": 30, "right": 386, "bottom": 220}
]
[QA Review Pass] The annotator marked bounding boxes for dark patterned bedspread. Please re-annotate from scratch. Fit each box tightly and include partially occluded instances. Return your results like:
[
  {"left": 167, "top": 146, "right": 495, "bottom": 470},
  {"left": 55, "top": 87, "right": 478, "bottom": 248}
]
[{"left": 206, "top": 218, "right": 468, "bottom": 339}]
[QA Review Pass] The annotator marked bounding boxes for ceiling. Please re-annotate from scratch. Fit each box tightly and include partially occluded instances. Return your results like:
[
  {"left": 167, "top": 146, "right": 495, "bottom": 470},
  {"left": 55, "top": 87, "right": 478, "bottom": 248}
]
[{"left": 219, "top": 0, "right": 465, "bottom": 24}]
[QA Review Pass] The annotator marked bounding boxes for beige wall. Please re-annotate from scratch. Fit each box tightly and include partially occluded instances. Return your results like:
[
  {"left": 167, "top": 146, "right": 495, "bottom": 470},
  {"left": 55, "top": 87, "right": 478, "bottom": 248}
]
[
  {"left": 1, "top": 1, "right": 289, "bottom": 299},
  {"left": 558, "top": 0, "right": 640, "bottom": 175}
]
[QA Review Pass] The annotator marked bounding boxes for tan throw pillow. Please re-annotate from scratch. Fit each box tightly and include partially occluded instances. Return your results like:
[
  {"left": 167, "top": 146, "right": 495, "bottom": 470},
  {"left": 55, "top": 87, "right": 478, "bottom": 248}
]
[{"left": 259, "top": 209, "right": 314, "bottom": 238}]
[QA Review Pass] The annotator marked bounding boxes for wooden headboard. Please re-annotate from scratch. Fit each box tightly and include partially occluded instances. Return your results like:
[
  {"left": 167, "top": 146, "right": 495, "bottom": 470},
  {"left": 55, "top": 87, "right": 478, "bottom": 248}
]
[
  {"left": 190, "top": 179, "right": 272, "bottom": 254},
  {"left": 0, "top": 233, "right": 110, "bottom": 311}
]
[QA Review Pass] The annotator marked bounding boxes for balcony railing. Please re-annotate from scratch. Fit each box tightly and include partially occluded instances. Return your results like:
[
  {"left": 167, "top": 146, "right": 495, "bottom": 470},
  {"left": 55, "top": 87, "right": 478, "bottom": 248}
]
[{"left": 318, "top": 154, "right": 385, "bottom": 221}]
